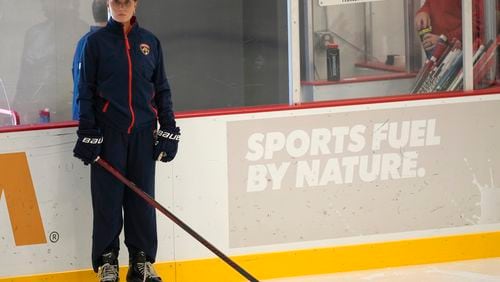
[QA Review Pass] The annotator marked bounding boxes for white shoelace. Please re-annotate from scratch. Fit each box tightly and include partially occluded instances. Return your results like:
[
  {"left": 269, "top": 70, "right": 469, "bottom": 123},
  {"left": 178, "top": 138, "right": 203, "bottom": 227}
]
[
  {"left": 136, "top": 261, "right": 160, "bottom": 282},
  {"left": 97, "top": 263, "right": 118, "bottom": 282}
]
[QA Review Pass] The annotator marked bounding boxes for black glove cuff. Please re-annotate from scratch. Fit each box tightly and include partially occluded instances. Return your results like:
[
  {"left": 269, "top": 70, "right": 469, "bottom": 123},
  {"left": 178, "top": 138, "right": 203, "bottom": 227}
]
[
  {"left": 77, "top": 128, "right": 101, "bottom": 136},
  {"left": 77, "top": 128, "right": 103, "bottom": 144}
]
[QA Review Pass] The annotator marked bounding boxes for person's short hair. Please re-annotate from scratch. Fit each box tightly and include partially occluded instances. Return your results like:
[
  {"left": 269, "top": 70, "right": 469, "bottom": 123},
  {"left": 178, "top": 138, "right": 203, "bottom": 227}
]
[{"left": 92, "top": 0, "right": 108, "bottom": 23}]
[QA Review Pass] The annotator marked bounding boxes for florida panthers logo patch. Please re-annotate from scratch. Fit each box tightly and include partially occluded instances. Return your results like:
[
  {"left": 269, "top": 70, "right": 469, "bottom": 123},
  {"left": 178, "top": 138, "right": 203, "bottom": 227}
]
[{"left": 140, "top": 43, "right": 150, "bottom": 55}]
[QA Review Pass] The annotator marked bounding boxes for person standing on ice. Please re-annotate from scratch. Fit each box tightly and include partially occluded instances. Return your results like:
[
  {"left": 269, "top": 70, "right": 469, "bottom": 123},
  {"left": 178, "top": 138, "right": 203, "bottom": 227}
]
[
  {"left": 72, "top": 0, "right": 108, "bottom": 121},
  {"left": 72, "top": 0, "right": 180, "bottom": 281}
]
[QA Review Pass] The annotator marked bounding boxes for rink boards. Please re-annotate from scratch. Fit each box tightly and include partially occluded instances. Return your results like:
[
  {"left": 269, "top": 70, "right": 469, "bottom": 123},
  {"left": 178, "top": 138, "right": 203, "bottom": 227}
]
[{"left": 1, "top": 94, "right": 500, "bottom": 281}]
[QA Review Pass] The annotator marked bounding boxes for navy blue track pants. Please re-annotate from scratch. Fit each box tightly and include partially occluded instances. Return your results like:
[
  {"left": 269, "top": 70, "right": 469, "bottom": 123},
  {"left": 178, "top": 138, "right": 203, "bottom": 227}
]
[{"left": 90, "top": 125, "right": 157, "bottom": 271}]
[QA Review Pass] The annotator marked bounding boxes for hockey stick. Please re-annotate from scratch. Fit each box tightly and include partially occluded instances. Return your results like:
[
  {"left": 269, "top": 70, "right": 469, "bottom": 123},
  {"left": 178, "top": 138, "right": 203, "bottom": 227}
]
[{"left": 96, "top": 157, "right": 260, "bottom": 282}]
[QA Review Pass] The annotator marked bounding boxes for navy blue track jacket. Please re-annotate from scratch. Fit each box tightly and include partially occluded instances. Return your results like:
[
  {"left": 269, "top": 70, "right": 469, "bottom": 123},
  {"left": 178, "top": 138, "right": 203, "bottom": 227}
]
[{"left": 78, "top": 17, "right": 175, "bottom": 133}]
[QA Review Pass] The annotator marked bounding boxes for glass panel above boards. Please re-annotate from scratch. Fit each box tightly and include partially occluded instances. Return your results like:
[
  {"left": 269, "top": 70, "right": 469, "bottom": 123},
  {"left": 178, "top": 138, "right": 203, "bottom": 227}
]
[
  {"left": 300, "top": 0, "right": 500, "bottom": 102},
  {"left": 0, "top": 0, "right": 290, "bottom": 127}
]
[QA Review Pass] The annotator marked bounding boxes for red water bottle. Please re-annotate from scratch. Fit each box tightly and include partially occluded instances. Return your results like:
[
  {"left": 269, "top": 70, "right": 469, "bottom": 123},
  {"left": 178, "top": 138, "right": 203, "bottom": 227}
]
[{"left": 39, "top": 108, "right": 50, "bottom": 123}]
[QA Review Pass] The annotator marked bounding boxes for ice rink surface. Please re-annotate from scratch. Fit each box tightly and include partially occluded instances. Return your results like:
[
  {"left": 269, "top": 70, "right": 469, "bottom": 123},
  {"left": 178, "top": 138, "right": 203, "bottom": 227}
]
[{"left": 265, "top": 258, "right": 500, "bottom": 282}]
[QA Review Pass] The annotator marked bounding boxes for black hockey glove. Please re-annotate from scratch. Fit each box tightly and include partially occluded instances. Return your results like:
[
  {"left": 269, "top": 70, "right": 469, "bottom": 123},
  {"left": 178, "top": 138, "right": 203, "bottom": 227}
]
[
  {"left": 153, "top": 127, "right": 180, "bottom": 162},
  {"left": 73, "top": 128, "right": 103, "bottom": 165}
]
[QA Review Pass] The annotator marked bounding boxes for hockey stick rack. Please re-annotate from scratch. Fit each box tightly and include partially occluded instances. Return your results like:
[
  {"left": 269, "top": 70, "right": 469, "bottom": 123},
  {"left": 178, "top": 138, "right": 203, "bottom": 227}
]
[{"left": 96, "top": 157, "right": 260, "bottom": 282}]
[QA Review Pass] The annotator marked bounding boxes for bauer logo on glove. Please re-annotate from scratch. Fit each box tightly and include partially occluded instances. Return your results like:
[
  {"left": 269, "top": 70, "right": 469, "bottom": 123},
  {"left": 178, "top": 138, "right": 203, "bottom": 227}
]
[
  {"left": 73, "top": 128, "right": 103, "bottom": 165},
  {"left": 153, "top": 127, "right": 180, "bottom": 162},
  {"left": 157, "top": 129, "right": 180, "bottom": 141},
  {"left": 82, "top": 136, "right": 104, "bottom": 144}
]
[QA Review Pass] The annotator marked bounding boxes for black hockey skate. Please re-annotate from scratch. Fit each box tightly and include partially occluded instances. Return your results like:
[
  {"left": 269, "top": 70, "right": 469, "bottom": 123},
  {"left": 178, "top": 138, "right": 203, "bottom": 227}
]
[
  {"left": 97, "top": 251, "right": 119, "bottom": 282},
  {"left": 126, "top": 251, "right": 162, "bottom": 282}
]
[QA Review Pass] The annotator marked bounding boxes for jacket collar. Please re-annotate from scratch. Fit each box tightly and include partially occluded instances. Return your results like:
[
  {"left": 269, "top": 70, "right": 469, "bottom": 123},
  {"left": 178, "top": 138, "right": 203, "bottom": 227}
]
[
  {"left": 106, "top": 16, "right": 139, "bottom": 35},
  {"left": 89, "top": 25, "right": 102, "bottom": 32}
]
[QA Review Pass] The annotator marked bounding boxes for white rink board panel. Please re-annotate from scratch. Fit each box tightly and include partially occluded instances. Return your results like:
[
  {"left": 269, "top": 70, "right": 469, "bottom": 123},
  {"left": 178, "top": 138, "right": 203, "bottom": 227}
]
[
  {"left": 173, "top": 94, "right": 500, "bottom": 259},
  {"left": 0, "top": 129, "right": 176, "bottom": 277},
  {"left": 1, "top": 94, "right": 500, "bottom": 277}
]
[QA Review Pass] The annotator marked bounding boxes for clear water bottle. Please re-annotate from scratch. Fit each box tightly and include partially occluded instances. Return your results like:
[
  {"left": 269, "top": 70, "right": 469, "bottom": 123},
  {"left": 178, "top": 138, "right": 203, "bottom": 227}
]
[
  {"left": 326, "top": 43, "right": 340, "bottom": 81},
  {"left": 418, "top": 26, "right": 433, "bottom": 59}
]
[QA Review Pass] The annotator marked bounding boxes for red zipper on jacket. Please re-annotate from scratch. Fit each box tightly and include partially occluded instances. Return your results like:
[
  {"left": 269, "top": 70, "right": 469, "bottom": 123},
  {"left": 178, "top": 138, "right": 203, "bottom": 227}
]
[
  {"left": 149, "top": 92, "right": 158, "bottom": 118},
  {"left": 102, "top": 101, "right": 110, "bottom": 112},
  {"left": 99, "top": 92, "right": 110, "bottom": 112},
  {"left": 124, "top": 29, "right": 135, "bottom": 134}
]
